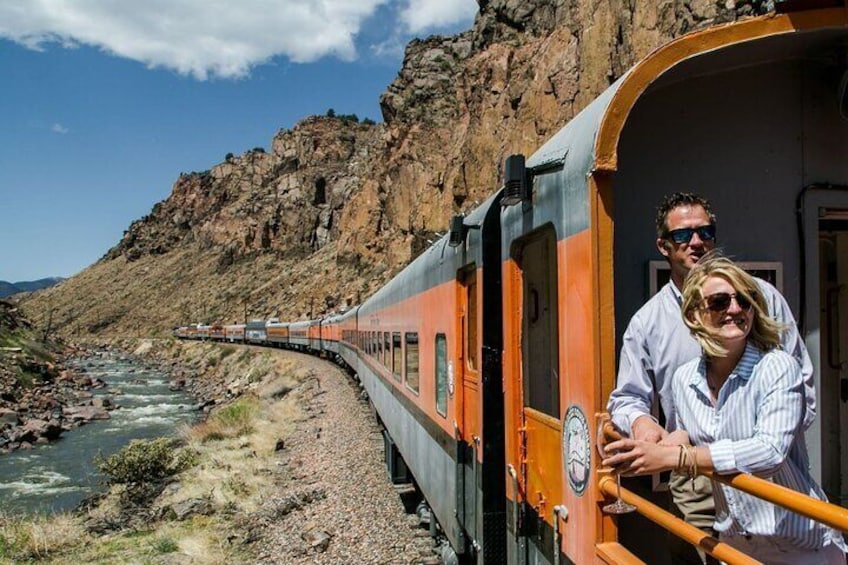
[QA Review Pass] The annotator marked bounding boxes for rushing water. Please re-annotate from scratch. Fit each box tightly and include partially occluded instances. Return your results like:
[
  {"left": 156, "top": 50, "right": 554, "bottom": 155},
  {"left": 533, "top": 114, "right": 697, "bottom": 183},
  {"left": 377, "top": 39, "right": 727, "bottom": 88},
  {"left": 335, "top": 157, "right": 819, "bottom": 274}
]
[{"left": 0, "top": 353, "right": 200, "bottom": 515}]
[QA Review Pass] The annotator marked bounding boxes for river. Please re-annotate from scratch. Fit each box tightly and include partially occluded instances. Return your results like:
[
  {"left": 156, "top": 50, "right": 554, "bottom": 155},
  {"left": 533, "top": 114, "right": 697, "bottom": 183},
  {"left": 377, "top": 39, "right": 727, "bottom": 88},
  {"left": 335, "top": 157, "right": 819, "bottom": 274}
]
[{"left": 0, "top": 352, "right": 199, "bottom": 515}]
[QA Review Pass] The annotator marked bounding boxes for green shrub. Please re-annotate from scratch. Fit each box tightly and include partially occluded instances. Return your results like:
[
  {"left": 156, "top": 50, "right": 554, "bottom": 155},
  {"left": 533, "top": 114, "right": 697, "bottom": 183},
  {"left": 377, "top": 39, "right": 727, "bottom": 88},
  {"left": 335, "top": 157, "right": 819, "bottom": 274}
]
[
  {"left": 191, "top": 399, "right": 256, "bottom": 443},
  {"left": 152, "top": 536, "right": 179, "bottom": 554},
  {"left": 213, "top": 400, "right": 255, "bottom": 431},
  {"left": 95, "top": 438, "right": 197, "bottom": 498}
]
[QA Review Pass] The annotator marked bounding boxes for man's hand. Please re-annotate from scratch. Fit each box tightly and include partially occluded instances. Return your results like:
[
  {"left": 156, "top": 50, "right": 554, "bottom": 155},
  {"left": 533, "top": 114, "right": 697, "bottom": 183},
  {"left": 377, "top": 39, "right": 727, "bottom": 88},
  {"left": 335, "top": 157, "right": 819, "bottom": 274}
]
[{"left": 631, "top": 415, "right": 666, "bottom": 444}]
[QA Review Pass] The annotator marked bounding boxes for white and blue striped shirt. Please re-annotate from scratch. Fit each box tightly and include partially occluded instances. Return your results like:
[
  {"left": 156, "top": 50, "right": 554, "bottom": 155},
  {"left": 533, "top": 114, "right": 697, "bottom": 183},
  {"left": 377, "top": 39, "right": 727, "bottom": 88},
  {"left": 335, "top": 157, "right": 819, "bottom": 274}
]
[{"left": 672, "top": 343, "right": 846, "bottom": 550}]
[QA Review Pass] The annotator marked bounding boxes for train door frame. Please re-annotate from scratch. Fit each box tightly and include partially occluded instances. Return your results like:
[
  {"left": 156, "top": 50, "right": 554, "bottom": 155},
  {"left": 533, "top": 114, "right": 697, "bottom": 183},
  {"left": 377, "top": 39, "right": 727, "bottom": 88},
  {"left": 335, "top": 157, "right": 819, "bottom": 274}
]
[
  {"left": 455, "top": 262, "right": 480, "bottom": 552},
  {"left": 801, "top": 185, "right": 848, "bottom": 504},
  {"left": 507, "top": 223, "right": 562, "bottom": 564}
]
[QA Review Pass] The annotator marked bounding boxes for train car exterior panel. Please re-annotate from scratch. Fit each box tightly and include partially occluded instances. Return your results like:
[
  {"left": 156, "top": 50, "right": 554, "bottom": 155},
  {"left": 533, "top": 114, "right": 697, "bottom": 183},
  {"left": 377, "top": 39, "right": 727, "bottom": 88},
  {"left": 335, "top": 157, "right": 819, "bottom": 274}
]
[
  {"left": 266, "top": 322, "right": 289, "bottom": 346},
  {"left": 245, "top": 320, "right": 268, "bottom": 344},
  {"left": 288, "top": 321, "right": 310, "bottom": 349},
  {"left": 355, "top": 353, "right": 464, "bottom": 552}
]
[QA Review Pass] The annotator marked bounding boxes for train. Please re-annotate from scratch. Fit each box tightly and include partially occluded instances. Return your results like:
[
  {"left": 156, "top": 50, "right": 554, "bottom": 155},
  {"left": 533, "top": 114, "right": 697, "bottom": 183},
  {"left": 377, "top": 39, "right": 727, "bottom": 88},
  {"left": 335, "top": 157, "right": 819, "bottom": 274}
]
[{"left": 175, "top": 4, "right": 848, "bottom": 563}]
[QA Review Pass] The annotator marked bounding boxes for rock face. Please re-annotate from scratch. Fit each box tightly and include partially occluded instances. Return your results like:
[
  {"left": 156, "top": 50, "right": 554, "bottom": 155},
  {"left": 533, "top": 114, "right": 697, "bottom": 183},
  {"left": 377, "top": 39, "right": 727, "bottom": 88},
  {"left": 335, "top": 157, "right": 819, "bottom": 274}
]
[
  {"left": 24, "top": 1, "right": 774, "bottom": 336},
  {"left": 0, "top": 301, "right": 115, "bottom": 452}
]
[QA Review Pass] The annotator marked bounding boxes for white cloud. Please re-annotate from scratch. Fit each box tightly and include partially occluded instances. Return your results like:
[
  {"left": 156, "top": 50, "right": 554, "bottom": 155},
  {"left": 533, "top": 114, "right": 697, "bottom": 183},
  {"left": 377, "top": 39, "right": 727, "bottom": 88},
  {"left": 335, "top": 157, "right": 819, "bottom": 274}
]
[
  {"left": 51, "top": 123, "right": 69, "bottom": 134},
  {"left": 399, "top": 0, "right": 477, "bottom": 34},
  {"left": 0, "top": 0, "right": 392, "bottom": 80}
]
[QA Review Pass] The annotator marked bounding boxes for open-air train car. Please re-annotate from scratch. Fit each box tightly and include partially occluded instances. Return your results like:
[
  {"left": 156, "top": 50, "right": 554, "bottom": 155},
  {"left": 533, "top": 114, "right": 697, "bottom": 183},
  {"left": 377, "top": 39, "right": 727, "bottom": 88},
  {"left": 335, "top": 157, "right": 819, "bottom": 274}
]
[{"left": 500, "top": 4, "right": 848, "bottom": 563}]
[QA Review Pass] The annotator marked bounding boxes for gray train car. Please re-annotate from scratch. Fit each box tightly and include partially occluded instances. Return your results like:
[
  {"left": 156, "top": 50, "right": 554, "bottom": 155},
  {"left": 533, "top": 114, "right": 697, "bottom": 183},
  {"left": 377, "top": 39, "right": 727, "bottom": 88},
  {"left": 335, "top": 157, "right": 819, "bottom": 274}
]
[
  {"left": 337, "top": 306, "right": 360, "bottom": 370},
  {"left": 288, "top": 320, "right": 310, "bottom": 350},
  {"left": 245, "top": 319, "right": 267, "bottom": 344},
  {"left": 355, "top": 190, "right": 504, "bottom": 562}
]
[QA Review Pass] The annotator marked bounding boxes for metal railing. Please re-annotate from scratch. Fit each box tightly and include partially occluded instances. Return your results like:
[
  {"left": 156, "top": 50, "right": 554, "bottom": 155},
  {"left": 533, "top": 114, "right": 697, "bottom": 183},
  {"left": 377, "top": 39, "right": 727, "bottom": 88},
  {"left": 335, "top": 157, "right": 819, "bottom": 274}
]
[{"left": 597, "top": 414, "right": 848, "bottom": 564}]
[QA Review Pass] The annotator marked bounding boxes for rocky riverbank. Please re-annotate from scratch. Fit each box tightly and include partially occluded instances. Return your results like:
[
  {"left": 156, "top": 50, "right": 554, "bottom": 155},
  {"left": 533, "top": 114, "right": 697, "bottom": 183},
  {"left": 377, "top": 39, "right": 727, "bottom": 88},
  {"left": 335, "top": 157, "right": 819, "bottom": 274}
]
[{"left": 0, "top": 300, "right": 123, "bottom": 453}]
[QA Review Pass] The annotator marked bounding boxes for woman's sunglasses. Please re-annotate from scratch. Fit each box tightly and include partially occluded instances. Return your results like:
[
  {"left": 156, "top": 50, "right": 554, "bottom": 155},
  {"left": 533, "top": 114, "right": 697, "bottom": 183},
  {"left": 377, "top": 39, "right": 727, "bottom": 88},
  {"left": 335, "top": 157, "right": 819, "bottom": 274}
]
[
  {"left": 703, "top": 291, "right": 754, "bottom": 313},
  {"left": 664, "top": 224, "right": 716, "bottom": 244}
]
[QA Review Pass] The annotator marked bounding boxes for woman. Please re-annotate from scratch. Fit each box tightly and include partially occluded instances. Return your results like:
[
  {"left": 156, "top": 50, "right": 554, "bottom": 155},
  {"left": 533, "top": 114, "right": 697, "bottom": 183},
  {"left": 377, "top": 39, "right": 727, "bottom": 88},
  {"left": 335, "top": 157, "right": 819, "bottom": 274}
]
[{"left": 603, "top": 254, "right": 846, "bottom": 564}]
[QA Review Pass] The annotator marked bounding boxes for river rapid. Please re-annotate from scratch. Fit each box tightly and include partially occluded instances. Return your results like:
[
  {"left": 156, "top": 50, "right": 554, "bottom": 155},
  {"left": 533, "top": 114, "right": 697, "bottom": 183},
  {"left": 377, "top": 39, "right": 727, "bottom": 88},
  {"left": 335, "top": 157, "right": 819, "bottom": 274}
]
[{"left": 0, "top": 352, "right": 199, "bottom": 515}]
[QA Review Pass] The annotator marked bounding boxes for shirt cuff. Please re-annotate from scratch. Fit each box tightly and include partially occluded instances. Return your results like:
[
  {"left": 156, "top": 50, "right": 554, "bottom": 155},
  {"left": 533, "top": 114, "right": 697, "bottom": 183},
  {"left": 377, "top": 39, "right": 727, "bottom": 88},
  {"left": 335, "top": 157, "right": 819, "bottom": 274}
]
[{"left": 709, "top": 440, "right": 737, "bottom": 473}]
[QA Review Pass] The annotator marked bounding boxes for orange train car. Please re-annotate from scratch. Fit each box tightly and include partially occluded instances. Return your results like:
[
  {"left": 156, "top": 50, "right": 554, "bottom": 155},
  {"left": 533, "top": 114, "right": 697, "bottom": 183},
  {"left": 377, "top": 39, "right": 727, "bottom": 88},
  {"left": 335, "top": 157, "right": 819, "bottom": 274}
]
[
  {"left": 175, "top": 4, "right": 848, "bottom": 562},
  {"left": 266, "top": 319, "right": 289, "bottom": 347},
  {"left": 499, "top": 4, "right": 848, "bottom": 562},
  {"left": 349, "top": 4, "right": 848, "bottom": 563}
]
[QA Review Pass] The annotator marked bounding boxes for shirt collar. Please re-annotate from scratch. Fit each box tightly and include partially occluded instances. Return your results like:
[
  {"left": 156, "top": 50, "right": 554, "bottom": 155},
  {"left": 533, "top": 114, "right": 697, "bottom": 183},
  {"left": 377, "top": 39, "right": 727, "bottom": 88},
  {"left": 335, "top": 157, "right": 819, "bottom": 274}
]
[
  {"left": 668, "top": 281, "right": 683, "bottom": 305},
  {"left": 689, "top": 342, "right": 762, "bottom": 386}
]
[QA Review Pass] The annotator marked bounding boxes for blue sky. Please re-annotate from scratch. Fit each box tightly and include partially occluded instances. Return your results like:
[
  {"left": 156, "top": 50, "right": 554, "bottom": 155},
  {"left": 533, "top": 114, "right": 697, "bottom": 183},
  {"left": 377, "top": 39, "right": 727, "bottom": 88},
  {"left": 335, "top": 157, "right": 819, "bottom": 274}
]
[{"left": 0, "top": 0, "right": 477, "bottom": 282}]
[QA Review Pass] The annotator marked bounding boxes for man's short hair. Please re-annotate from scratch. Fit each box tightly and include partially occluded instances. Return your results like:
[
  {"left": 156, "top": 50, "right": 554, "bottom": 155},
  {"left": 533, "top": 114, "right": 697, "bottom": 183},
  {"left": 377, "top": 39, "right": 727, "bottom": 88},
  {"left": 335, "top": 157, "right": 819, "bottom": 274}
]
[{"left": 655, "top": 192, "right": 716, "bottom": 238}]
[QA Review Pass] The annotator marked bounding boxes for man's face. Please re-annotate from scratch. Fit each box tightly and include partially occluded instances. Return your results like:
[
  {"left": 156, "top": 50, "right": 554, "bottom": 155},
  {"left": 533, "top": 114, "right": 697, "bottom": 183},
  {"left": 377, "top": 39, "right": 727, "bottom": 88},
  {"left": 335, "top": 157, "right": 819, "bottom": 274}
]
[{"left": 656, "top": 204, "right": 715, "bottom": 278}]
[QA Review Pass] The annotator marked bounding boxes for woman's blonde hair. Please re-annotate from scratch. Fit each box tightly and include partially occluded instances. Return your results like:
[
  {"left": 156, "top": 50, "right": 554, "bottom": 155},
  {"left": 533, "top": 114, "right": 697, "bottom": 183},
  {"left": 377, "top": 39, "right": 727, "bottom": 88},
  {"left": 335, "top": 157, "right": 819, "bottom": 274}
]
[{"left": 681, "top": 251, "right": 783, "bottom": 358}]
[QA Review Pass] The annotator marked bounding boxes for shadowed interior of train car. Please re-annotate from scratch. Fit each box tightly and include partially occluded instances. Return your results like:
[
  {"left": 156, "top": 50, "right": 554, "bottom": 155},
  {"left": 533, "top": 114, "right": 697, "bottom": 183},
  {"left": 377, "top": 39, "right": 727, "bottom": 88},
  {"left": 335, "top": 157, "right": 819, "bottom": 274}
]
[{"left": 611, "top": 31, "right": 848, "bottom": 563}]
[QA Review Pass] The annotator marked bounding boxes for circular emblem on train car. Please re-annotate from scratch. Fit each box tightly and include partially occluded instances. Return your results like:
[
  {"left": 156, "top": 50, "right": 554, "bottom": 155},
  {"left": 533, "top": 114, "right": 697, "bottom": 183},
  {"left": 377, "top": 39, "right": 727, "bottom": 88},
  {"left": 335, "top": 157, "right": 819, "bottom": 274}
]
[{"left": 563, "top": 405, "right": 590, "bottom": 496}]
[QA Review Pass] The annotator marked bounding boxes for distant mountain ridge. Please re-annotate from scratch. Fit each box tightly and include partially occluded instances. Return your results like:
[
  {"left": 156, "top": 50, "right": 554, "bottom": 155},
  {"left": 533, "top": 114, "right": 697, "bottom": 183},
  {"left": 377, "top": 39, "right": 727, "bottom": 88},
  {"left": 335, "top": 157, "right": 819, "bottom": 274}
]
[{"left": 0, "top": 277, "right": 64, "bottom": 298}]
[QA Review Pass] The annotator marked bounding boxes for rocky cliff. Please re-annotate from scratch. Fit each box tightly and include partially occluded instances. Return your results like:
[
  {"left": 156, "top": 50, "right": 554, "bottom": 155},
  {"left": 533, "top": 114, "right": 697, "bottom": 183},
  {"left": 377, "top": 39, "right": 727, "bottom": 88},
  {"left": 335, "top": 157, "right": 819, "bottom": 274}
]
[{"left": 23, "top": 0, "right": 773, "bottom": 337}]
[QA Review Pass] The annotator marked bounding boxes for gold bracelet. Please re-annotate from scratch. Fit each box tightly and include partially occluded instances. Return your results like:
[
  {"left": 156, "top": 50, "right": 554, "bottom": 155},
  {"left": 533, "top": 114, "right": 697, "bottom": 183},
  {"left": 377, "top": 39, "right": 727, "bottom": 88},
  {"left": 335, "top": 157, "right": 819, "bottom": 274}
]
[{"left": 677, "top": 444, "right": 685, "bottom": 471}]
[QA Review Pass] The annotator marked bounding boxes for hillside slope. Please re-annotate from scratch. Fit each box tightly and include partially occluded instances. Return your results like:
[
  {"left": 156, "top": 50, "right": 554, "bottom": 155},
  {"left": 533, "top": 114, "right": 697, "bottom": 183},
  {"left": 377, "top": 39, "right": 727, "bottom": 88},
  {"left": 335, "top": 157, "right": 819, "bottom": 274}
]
[{"left": 23, "top": 0, "right": 771, "bottom": 337}]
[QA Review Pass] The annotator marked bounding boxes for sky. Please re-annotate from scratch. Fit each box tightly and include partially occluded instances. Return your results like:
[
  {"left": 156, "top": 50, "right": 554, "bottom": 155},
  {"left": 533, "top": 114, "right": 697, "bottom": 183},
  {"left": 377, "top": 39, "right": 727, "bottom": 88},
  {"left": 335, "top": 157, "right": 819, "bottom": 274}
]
[{"left": 0, "top": 0, "right": 478, "bottom": 283}]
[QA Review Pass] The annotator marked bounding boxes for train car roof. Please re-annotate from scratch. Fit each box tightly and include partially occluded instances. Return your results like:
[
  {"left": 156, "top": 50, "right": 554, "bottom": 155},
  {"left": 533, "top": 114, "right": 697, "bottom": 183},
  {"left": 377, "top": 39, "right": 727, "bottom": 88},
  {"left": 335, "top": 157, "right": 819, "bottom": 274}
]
[
  {"left": 360, "top": 189, "right": 502, "bottom": 313},
  {"left": 528, "top": 6, "right": 848, "bottom": 178}
]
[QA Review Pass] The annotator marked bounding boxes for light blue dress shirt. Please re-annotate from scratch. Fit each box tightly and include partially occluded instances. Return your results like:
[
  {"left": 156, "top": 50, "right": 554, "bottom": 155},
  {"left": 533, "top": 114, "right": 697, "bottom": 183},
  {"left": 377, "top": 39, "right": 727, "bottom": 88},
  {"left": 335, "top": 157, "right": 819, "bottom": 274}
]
[{"left": 672, "top": 344, "right": 846, "bottom": 552}]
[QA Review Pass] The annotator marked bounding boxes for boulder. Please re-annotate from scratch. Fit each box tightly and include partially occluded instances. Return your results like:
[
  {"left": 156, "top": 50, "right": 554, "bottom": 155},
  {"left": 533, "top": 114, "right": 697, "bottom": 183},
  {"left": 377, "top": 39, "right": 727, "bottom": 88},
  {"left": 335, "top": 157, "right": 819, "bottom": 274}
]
[
  {"left": 0, "top": 407, "right": 19, "bottom": 427},
  {"left": 21, "top": 418, "right": 64, "bottom": 440}
]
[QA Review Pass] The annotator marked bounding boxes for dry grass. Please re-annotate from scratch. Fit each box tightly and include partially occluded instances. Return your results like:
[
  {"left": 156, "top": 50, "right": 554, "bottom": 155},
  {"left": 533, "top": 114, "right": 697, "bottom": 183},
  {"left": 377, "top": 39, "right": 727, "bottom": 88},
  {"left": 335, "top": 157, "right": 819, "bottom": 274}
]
[{"left": 0, "top": 512, "right": 86, "bottom": 563}]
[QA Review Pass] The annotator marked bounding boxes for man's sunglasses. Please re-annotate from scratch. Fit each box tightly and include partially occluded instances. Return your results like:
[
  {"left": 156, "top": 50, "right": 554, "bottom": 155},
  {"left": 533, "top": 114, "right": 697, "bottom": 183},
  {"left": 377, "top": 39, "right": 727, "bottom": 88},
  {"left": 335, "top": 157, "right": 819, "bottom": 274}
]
[
  {"left": 703, "top": 291, "right": 754, "bottom": 313},
  {"left": 664, "top": 225, "right": 716, "bottom": 244}
]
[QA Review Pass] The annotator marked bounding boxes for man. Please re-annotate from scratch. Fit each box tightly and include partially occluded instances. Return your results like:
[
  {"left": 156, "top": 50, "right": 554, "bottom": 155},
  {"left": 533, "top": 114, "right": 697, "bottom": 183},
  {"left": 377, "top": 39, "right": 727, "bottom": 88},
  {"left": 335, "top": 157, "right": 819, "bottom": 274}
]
[{"left": 606, "top": 192, "right": 815, "bottom": 562}]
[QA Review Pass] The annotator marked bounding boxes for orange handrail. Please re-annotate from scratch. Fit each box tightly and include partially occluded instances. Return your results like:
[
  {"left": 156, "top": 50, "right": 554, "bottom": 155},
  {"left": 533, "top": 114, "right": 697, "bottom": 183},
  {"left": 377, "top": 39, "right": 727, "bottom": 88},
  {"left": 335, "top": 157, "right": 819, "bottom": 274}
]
[
  {"left": 599, "top": 417, "right": 848, "bottom": 532},
  {"left": 597, "top": 475, "right": 761, "bottom": 564},
  {"left": 707, "top": 471, "right": 848, "bottom": 533}
]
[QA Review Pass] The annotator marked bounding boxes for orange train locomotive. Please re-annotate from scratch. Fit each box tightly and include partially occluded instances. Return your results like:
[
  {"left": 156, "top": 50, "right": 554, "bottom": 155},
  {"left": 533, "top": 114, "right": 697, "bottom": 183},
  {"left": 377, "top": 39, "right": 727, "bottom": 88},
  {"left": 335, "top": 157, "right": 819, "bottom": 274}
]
[{"left": 176, "top": 5, "right": 848, "bottom": 563}]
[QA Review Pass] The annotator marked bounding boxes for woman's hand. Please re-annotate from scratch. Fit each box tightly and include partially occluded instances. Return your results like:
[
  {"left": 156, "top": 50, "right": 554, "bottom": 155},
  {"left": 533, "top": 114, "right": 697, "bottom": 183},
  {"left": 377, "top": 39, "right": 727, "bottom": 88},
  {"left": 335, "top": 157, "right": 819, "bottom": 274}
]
[
  {"left": 602, "top": 438, "right": 679, "bottom": 476},
  {"left": 659, "top": 430, "right": 690, "bottom": 447}
]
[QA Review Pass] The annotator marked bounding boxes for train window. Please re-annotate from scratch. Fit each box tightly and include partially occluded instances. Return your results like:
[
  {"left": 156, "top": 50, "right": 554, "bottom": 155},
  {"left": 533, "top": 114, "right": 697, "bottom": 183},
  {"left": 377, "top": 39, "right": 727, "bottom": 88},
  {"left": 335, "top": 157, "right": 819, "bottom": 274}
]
[
  {"left": 392, "top": 332, "right": 402, "bottom": 381},
  {"left": 518, "top": 226, "right": 560, "bottom": 417},
  {"left": 383, "top": 332, "right": 390, "bottom": 367},
  {"left": 435, "top": 334, "right": 447, "bottom": 416},
  {"left": 405, "top": 332, "right": 419, "bottom": 393}
]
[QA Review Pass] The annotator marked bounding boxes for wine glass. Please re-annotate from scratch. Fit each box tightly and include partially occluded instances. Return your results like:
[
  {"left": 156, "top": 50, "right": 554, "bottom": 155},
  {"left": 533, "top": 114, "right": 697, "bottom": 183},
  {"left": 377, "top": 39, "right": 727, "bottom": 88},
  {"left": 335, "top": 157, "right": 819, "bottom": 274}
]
[{"left": 596, "top": 416, "right": 636, "bottom": 514}]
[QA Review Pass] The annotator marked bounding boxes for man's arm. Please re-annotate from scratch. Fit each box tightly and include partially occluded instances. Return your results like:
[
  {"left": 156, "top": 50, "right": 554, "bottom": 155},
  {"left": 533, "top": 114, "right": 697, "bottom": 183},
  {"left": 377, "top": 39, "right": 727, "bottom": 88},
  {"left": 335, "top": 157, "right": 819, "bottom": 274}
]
[
  {"left": 607, "top": 316, "right": 666, "bottom": 442},
  {"left": 760, "top": 280, "right": 816, "bottom": 429}
]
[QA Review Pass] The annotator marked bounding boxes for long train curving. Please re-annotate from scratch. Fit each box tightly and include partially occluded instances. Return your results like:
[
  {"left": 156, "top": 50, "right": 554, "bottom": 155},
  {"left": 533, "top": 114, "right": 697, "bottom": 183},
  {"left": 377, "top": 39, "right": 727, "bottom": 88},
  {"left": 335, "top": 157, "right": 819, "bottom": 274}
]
[{"left": 175, "top": 4, "right": 848, "bottom": 563}]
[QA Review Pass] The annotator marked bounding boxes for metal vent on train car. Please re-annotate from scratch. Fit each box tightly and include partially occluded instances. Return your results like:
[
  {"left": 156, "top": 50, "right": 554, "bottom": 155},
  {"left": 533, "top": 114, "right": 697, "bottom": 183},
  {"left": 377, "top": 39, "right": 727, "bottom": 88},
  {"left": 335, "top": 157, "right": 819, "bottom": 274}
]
[
  {"left": 448, "top": 214, "right": 466, "bottom": 247},
  {"left": 501, "top": 154, "right": 528, "bottom": 207}
]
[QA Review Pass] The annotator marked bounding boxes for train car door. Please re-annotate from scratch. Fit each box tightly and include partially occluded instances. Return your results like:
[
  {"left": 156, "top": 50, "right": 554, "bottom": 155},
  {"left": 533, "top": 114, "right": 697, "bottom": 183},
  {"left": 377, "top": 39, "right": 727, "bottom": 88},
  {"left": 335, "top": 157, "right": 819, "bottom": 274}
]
[
  {"left": 804, "top": 188, "right": 848, "bottom": 506},
  {"left": 509, "top": 226, "right": 562, "bottom": 563},
  {"left": 456, "top": 264, "right": 480, "bottom": 550}
]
